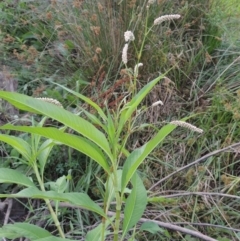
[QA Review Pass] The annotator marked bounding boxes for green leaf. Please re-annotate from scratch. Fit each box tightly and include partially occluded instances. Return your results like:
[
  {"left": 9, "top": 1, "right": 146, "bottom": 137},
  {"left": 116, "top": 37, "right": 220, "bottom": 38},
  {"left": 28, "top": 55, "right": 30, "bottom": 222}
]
[
  {"left": 0, "top": 91, "right": 112, "bottom": 161},
  {"left": 0, "top": 223, "right": 51, "bottom": 239},
  {"left": 82, "top": 109, "right": 106, "bottom": 132},
  {"left": 86, "top": 223, "right": 102, "bottom": 241},
  {"left": 21, "top": 32, "right": 37, "bottom": 40},
  {"left": 0, "top": 168, "right": 36, "bottom": 187},
  {"left": 0, "top": 124, "right": 110, "bottom": 173},
  {"left": 121, "top": 122, "right": 180, "bottom": 191},
  {"left": 105, "top": 170, "right": 122, "bottom": 210},
  {"left": 0, "top": 134, "right": 32, "bottom": 161},
  {"left": 140, "top": 221, "right": 165, "bottom": 234},
  {"left": 122, "top": 173, "right": 147, "bottom": 238},
  {"left": 0, "top": 230, "right": 18, "bottom": 239},
  {"left": 37, "top": 139, "right": 55, "bottom": 176},
  {"left": 46, "top": 175, "right": 68, "bottom": 193},
  {"left": 85, "top": 217, "right": 113, "bottom": 241},
  {"left": 35, "top": 237, "right": 74, "bottom": 241},
  {"left": 0, "top": 187, "right": 107, "bottom": 218},
  {"left": 117, "top": 74, "right": 164, "bottom": 136},
  {"left": 106, "top": 109, "right": 116, "bottom": 146}
]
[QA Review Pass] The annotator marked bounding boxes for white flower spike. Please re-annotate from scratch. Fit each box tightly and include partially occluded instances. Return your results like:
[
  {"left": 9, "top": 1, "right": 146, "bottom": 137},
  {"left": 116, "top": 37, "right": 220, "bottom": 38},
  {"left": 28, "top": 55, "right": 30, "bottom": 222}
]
[
  {"left": 154, "top": 14, "right": 181, "bottom": 25},
  {"left": 170, "top": 120, "right": 203, "bottom": 133},
  {"left": 134, "top": 63, "right": 143, "bottom": 77},
  {"left": 122, "top": 43, "right": 129, "bottom": 64},
  {"left": 152, "top": 100, "right": 164, "bottom": 107}
]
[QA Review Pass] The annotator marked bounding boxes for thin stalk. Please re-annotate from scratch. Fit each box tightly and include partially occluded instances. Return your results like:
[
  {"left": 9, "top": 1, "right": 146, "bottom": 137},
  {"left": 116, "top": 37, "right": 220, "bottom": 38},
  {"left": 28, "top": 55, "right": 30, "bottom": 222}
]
[
  {"left": 100, "top": 174, "right": 110, "bottom": 241},
  {"left": 33, "top": 164, "right": 65, "bottom": 239},
  {"left": 100, "top": 216, "right": 106, "bottom": 241},
  {"left": 111, "top": 139, "right": 122, "bottom": 241},
  {"left": 113, "top": 166, "right": 122, "bottom": 241}
]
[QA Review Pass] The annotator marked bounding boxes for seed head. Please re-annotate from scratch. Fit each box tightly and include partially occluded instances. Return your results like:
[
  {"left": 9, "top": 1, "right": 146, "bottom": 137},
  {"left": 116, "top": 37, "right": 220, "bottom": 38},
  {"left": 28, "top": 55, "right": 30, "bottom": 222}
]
[
  {"left": 154, "top": 14, "right": 181, "bottom": 25},
  {"left": 122, "top": 43, "right": 129, "bottom": 64},
  {"left": 133, "top": 63, "right": 143, "bottom": 77},
  {"left": 35, "top": 97, "right": 63, "bottom": 108},
  {"left": 152, "top": 100, "right": 163, "bottom": 107},
  {"left": 170, "top": 120, "right": 203, "bottom": 133}
]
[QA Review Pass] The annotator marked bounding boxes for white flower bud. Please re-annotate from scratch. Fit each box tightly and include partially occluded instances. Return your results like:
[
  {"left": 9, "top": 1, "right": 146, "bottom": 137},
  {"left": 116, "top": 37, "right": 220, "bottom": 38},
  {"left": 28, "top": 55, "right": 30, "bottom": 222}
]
[{"left": 124, "top": 31, "right": 135, "bottom": 42}]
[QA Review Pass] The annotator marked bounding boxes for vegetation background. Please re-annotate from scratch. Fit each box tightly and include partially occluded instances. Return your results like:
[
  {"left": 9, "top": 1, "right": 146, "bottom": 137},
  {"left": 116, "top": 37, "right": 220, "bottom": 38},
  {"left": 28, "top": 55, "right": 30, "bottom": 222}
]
[{"left": 0, "top": 0, "right": 240, "bottom": 240}]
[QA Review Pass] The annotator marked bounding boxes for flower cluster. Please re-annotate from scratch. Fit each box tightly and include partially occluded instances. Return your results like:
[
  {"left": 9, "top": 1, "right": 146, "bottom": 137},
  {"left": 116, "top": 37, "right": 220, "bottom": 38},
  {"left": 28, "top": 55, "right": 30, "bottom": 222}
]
[
  {"left": 122, "top": 44, "right": 129, "bottom": 64},
  {"left": 134, "top": 63, "right": 143, "bottom": 77},
  {"left": 35, "top": 97, "right": 63, "bottom": 108},
  {"left": 154, "top": 14, "right": 181, "bottom": 25},
  {"left": 122, "top": 31, "right": 135, "bottom": 64},
  {"left": 152, "top": 100, "right": 163, "bottom": 107},
  {"left": 170, "top": 120, "right": 203, "bottom": 133},
  {"left": 124, "top": 31, "right": 135, "bottom": 42}
]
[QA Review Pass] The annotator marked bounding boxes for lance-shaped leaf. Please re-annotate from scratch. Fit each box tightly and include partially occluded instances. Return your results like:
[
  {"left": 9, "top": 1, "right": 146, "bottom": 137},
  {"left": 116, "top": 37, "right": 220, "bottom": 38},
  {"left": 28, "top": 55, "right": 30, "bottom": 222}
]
[
  {"left": 0, "top": 168, "right": 36, "bottom": 187},
  {"left": 122, "top": 173, "right": 147, "bottom": 238},
  {"left": 121, "top": 123, "right": 178, "bottom": 191},
  {"left": 0, "top": 91, "right": 112, "bottom": 161},
  {"left": 35, "top": 237, "right": 74, "bottom": 241},
  {"left": 0, "top": 124, "right": 110, "bottom": 173},
  {"left": 37, "top": 139, "right": 56, "bottom": 176},
  {"left": 0, "top": 187, "right": 107, "bottom": 218},
  {"left": 0, "top": 223, "right": 51, "bottom": 240},
  {"left": 105, "top": 170, "right": 122, "bottom": 211},
  {"left": 0, "top": 134, "right": 32, "bottom": 161},
  {"left": 85, "top": 217, "right": 113, "bottom": 241}
]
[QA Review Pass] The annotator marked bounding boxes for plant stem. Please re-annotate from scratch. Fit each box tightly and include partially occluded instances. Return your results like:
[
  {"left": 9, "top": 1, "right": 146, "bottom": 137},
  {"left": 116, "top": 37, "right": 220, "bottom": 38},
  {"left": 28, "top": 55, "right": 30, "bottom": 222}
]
[
  {"left": 33, "top": 164, "right": 65, "bottom": 239},
  {"left": 111, "top": 162, "right": 122, "bottom": 241},
  {"left": 101, "top": 176, "right": 109, "bottom": 241},
  {"left": 101, "top": 217, "right": 106, "bottom": 241},
  {"left": 113, "top": 188, "right": 122, "bottom": 241}
]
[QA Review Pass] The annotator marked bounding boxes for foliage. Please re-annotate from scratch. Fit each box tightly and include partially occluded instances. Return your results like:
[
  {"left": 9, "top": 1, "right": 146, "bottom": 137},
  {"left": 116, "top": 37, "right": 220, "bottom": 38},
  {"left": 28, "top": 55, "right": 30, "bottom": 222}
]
[
  {"left": 0, "top": 13, "right": 181, "bottom": 240},
  {"left": 0, "top": 76, "right": 196, "bottom": 240},
  {"left": 1, "top": 0, "right": 240, "bottom": 240}
]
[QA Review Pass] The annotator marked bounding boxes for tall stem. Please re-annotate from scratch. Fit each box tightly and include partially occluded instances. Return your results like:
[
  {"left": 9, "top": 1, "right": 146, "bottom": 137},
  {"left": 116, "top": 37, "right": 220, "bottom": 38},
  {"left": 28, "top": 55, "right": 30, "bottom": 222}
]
[
  {"left": 100, "top": 175, "right": 110, "bottom": 241},
  {"left": 33, "top": 164, "right": 65, "bottom": 238},
  {"left": 113, "top": 166, "right": 122, "bottom": 241},
  {"left": 100, "top": 216, "right": 106, "bottom": 241}
]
